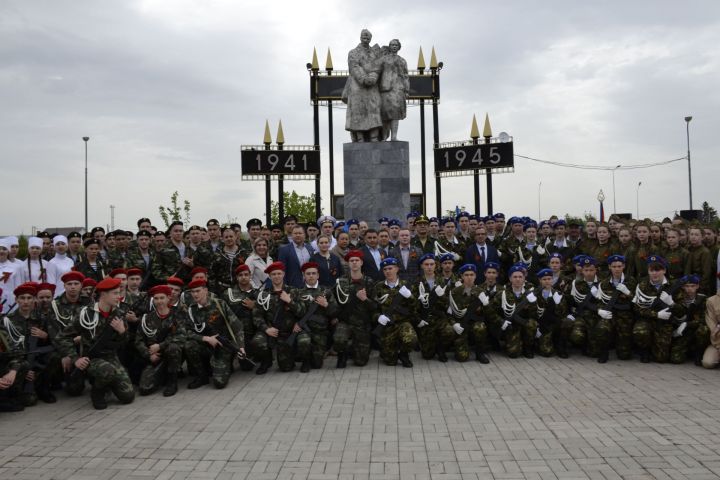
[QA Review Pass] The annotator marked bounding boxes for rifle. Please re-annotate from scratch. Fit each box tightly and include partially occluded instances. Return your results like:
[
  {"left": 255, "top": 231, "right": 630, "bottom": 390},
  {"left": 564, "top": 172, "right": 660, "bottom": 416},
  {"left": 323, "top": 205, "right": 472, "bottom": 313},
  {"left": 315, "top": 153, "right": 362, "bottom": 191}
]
[
  {"left": 0, "top": 345, "right": 54, "bottom": 359},
  {"left": 372, "top": 290, "right": 411, "bottom": 337},
  {"left": 458, "top": 293, "right": 484, "bottom": 331},
  {"left": 207, "top": 299, "right": 255, "bottom": 365},
  {"left": 68, "top": 324, "right": 117, "bottom": 383},
  {"left": 286, "top": 302, "right": 319, "bottom": 346},
  {"left": 650, "top": 278, "right": 685, "bottom": 313},
  {"left": 509, "top": 287, "right": 542, "bottom": 327}
]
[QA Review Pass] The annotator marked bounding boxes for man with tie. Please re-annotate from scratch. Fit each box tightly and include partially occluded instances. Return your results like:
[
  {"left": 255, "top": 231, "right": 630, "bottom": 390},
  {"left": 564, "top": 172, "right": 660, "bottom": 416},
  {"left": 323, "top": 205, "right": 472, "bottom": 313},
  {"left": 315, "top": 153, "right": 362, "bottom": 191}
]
[{"left": 464, "top": 227, "right": 500, "bottom": 283}]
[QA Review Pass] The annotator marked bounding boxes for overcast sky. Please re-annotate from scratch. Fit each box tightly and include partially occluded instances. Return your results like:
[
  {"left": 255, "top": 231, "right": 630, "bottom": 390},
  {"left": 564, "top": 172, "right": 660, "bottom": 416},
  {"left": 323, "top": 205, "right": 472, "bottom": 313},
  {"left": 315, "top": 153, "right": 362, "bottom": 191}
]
[{"left": 2, "top": 0, "right": 718, "bottom": 234}]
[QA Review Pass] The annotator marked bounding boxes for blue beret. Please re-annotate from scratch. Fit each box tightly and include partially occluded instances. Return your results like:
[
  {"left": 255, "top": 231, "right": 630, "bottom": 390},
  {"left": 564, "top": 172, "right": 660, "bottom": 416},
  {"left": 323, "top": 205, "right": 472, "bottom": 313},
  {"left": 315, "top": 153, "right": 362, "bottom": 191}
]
[
  {"left": 493, "top": 213, "right": 505, "bottom": 220},
  {"left": 456, "top": 211, "right": 470, "bottom": 220},
  {"left": 377, "top": 217, "right": 389, "bottom": 224},
  {"left": 335, "top": 221, "right": 345, "bottom": 228},
  {"left": 418, "top": 253, "right": 435, "bottom": 265},
  {"left": 429, "top": 217, "right": 439, "bottom": 223},
  {"left": 508, "top": 264, "right": 526, "bottom": 276},
  {"left": 483, "top": 261, "right": 500, "bottom": 271},
  {"left": 509, "top": 216, "right": 523, "bottom": 225},
  {"left": 440, "top": 217, "right": 455, "bottom": 226},
  {"left": 572, "top": 254, "right": 588, "bottom": 265},
  {"left": 646, "top": 254, "right": 667, "bottom": 268},
  {"left": 539, "top": 220, "right": 548, "bottom": 228},
  {"left": 380, "top": 257, "right": 398, "bottom": 269},
  {"left": 681, "top": 274, "right": 700, "bottom": 284},
  {"left": 346, "top": 218, "right": 359, "bottom": 226},
  {"left": 388, "top": 219, "right": 401, "bottom": 227},
  {"left": 536, "top": 268, "right": 553, "bottom": 279},
  {"left": 458, "top": 264, "right": 477, "bottom": 274},
  {"left": 554, "top": 220, "right": 567, "bottom": 227},
  {"left": 524, "top": 221, "right": 538, "bottom": 231},
  {"left": 607, "top": 254, "right": 625, "bottom": 265},
  {"left": 483, "top": 216, "right": 494, "bottom": 222},
  {"left": 549, "top": 252, "right": 564, "bottom": 261},
  {"left": 439, "top": 253, "right": 455, "bottom": 263},
  {"left": 407, "top": 211, "right": 419, "bottom": 219},
  {"left": 580, "top": 256, "right": 596, "bottom": 266},
  {"left": 468, "top": 214, "right": 478, "bottom": 221}
]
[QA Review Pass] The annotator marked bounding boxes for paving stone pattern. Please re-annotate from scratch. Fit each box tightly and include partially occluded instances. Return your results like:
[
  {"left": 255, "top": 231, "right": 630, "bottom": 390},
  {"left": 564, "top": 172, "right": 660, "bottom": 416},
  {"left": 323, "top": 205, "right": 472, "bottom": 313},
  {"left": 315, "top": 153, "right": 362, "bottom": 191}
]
[{"left": 1, "top": 353, "right": 719, "bottom": 480}]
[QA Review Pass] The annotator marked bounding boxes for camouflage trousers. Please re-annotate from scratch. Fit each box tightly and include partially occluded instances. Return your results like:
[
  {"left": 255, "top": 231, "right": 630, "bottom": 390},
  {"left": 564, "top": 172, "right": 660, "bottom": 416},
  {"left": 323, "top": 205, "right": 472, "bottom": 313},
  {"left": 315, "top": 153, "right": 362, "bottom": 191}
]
[
  {"left": 0, "top": 363, "right": 28, "bottom": 404},
  {"left": 379, "top": 322, "right": 417, "bottom": 365},
  {"left": 496, "top": 318, "right": 538, "bottom": 358},
  {"left": 632, "top": 318, "right": 653, "bottom": 350},
  {"left": 334, "top": 322, "right": 371, "bottom": 366},
  {"left": 612, "top": 311, "right": 635, "bottom": 360},
  {"left": 65, "top": 356, "right": 135, "bottom": 404},
  {"left": 297, "top": 325, "right": 327, "bottom": 368},
  {"left": 689, "top": 322, "right": 710, "bottom": 356},
  {"left": 184, "top": 338, "right": 234, "bottom": 388},
  {"left": 570, "top": 314, "right": 614, "bottom": 356},
  {"left": 651, "top": 322, "right": 676, "bottom": 363},
  {"left": 138, "top": 343, "right": 183, "bottom": 395},
  {"left": 417, "top": 317, "right": 453, "bottom": 360},
  {"left": 537, "top": 320, "right": 571, "bottom": 357},
  {"left": 251, "top": 332, "right": 304, "bottom": 372}
]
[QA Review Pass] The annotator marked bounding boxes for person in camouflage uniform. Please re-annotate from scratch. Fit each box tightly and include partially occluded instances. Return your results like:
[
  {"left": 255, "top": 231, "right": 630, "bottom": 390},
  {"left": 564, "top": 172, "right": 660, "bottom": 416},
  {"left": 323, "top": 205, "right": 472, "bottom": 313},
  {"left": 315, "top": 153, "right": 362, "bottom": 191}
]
[
  {"left": 533, "top": 268, "right": 570, "bottom": 358},
  {"left": 626, "top": 222, "right": 654, "bottom": 280},
  {"left": 513, "top": 221, "right": 548, "bottom": 283},
  {"left": 413, "top": 253, "right": 452, "bottom": 362},
  {"left": 632, "top": 255, "right": 685, "bottom": 363},
  {"left": 499, "top": 217, "right": 527, "bottom": 272},
  {"left": 151, "top": 221, "right": 196, "bottom": 284},
  {"left": 373, "top": 257, "right": 417, "bottom": 367},
  {"left": 589, "top": 224, "right": 618, "bottom": 279},
  {"left": 294, "top": 262, "right": 339, "bottom": 372},
  {"left": 548, "top": 253, "right": 571, "bottom": 293},
  {"left": 135, "top": 285, "right": 186, "bottom": 396},
  {"left": 594, "top": 255, "right": 637, "bottom": 361},
  {"left": 221, "top": 264, "right": 258, "bottom": 371},
  {"left": 251, "top": 262, "right": 305, "bottom": 373},
  {"left": 434, "top": 218, "right": 465, "bottom": 269},
  {"left": 667, "top": 275, "right": 709, "bottom": 365},
  {"left": 437, "top": 253, "right": 460, "bottom": 288},
  {"left": 209, "top": 228, "right": 248, "bottom": 294},
  {"left": 0, "top": 324, "right": 29, "bottom": 412},
  {"left": 410, "top": 215, "right": 435, "bottom": 254},
  {"left": 56, "top": 277, "right": 135, "bottom": 410},
  {"left": 125, "top": 231, "right": 155, "bottom": 288},
  {"left": 447, "top": 264, "right": 490, "bottom": 363},
  {"left": 75, "top": 238, "right": 108, "bottom": 283},
  {"left": 686, "top": 226, "right": 713, "bottom": 295},
  {"left": 566, "top": 256, "right": 613, "bottom": 359},
  {"left": 333, "top": 251, "right": 376, "bottom": 368},
  {"left": 183, "top": 279, "right": 245, "bottom": 389},
  {"left": 660, "top": 229, "right": 689, "bottom": 282},
  {"left": 3, "top": 283, "right": 54, "bottom": 406},
  {"left": 486, "top": 264, "right": 539, "bottom": 358}
]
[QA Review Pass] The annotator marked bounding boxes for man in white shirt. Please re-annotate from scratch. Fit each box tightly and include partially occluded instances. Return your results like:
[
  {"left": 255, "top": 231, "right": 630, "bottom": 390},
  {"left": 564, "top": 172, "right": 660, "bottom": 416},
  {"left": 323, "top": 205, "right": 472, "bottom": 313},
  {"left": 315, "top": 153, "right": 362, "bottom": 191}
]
[{"left": 48, "top": 235, "right": 75, "bottom": 297}]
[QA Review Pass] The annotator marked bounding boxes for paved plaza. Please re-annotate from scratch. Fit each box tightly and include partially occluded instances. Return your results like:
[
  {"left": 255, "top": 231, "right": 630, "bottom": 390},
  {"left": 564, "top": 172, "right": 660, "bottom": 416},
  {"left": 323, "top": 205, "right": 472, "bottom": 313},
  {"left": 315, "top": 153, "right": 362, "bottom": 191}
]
[{"left": 1, "top": 353, "right": 719, "bottom": 480}]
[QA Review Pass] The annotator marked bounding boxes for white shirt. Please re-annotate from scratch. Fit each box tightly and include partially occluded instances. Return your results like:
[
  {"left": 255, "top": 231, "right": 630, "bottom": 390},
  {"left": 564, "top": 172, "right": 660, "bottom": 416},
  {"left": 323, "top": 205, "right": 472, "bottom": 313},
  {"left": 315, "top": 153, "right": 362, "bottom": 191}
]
[
  {"left": 0, "top": 260, "right": 19, "bottom": 313},
  {"left": 18, "top": 258, "right": 55, "bottom": 285},
  {"left": 49, "top": 254, "right": 75, "bottom": 297}
]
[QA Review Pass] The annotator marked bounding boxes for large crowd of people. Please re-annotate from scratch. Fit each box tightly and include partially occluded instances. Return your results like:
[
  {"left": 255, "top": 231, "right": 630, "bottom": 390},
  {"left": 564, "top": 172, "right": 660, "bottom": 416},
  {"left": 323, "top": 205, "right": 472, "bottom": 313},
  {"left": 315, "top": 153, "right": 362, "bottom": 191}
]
[{"left": 1, "top": 211, "right": 719, "bottom": 412}]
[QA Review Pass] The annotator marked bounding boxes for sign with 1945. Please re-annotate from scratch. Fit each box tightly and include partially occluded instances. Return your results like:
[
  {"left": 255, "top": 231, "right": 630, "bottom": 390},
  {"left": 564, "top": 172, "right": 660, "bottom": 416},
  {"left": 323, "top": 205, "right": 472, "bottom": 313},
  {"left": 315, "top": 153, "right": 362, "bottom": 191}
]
[
  {"left": 241, "top": 148, "right": 321, "bottom": 177},
  {"left": 433, "top": 141, "right": 514, "bottom": 174}
]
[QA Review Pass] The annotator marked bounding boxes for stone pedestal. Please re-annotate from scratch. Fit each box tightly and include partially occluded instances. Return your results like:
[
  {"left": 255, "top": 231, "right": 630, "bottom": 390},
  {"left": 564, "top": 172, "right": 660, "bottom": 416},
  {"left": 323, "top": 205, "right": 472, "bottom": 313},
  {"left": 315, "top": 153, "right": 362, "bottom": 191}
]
[{"left": 343, "top": 141, "right": 410, "bottom": 226}]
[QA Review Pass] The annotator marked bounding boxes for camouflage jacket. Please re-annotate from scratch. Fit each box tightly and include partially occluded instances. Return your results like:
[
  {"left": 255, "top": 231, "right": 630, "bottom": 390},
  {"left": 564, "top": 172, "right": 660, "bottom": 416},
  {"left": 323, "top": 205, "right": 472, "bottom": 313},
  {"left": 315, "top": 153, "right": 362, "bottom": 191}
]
[
  {"left": 372, "top": 280, "right": 417, "bottom": 326},
  {"left": 686, "top": 245, "right": 712, "bottom": 294},
  {"left": 2, "top": 310, "right": 51, "bottom": 368},
  {"left": 596, "top": 275, "right": 637, "bottom": 315},
  {"left": 209, "top": 249, "right": 248, "bottom": 293},
  {"left": 252, "top": 287, "right": 305, "bottom": 336},
  {"left": 660, "top": 246, "right": 690, "bottom": 282},
  {"left": 295, "top": 284, "right": 340, "bottom": 331},
  {"left": 185, "top": 298, "right": 245, "bottom": 348},
  {"left": 75, "top": 258, "right": 108, "bottom": 283},
  {"left": 106, "top": 248, "right": 130, "bottom": 269},
  {"left": 632, "top": 279, "right": 684, "bottom": 322},
  {"left": 448, "top": 284, "right": 487, "bottom": 325},
  {"left": 135, "top": 308, "right": 188, "bottom": 360},
  {"left": 222, "top": 286, "right": 258, "bottom": 325},
  {"left": 334, "top": 275, "right": 377, "bottom": 326},
  {"left": 534, "top": 287, "right": 568, "bottom": 330},
  {"left": 45, "top": 294, "right": 94, "bottom": 341},
  {"left": 56, "top": 304, "right": 129, "bottom": 361},
  {"left": 413, "top": 277, "right": 449, "bottom": 321},
  {"left": 410, "top": 235, "right": 435, "bottom": 254},
  {"left": 0, "top": 329, "right": 28, "bottom": 372},
  {"left": 487, "top": 284, "right": 538, "bottom": 325}
]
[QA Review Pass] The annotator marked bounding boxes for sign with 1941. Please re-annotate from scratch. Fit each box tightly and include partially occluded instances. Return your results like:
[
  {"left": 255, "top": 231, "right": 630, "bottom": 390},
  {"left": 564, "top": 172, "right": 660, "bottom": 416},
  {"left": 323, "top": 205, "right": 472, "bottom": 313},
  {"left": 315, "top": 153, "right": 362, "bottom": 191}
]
[
  {"left": 241, "top": 147, "right": 321, "bottom": 178},
  {"left": 433, "top": 141, "right": 514, "bottom": 175}
]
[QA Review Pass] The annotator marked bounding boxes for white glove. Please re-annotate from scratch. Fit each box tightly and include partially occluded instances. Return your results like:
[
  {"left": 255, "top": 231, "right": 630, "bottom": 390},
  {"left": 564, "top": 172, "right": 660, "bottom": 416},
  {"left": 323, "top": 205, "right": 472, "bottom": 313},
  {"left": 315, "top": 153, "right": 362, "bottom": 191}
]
[
  {"left": 672, "top": 321, "right": 687, "bottom": 338},
  {"left": 657, "top": 308, "right": 671, "bottom": 321},
  {"left": 526, "top": 292, "right": 537, "bottom": 303},
  {"left": 536, "top": 246, "right": 545, "bottom": 255},
  {"left": 598, "top": 309, "right": 613, "bottom": 320},
  {"left": 452, "top": 253, "right": 461, "bottom": 262},
  {"left": 398, "top": 285, "right": 412, "bottom": 298},
  {"left": 378, "top": 314, "right": 390, "bottom": 326},
  {"left": 590, "top": 286, "right": 600, "bottom": 299},
  {"left": 452, "top": 323, "right": 464, "bottom": 335},
  {"left": 478, "top": 292, "right": 489, "bottom": 306},
  {"left": 497, "top": 250, "right": 503, "bottom": 258},
  {"left": 417, "top": 320, "right": 429, "bottom": 328},
  {"left": 659, "top": 291, "right": 674, "bottom": 306},
  {"left": 501, "top": 320, "right": 511, "bottom": 331},
  {"left": 454, "top": 280, "right": 462, "bottom": 287},
  {"left": 434, "top": 285, "right": 446, "bottom": 297},
  {"left": 535, "top": 328, "right": 542, "bottom": 339},
  {"left": 616, "top": 283, "right": 631, "bottom": 296},
  {"left": 552, "top": 292, "right": 563, "bottom": 304},
  {"left": 446, "top": 306, "right": 452, "bottom": 315},
  {"left": 566, "top": 314, "right": 575, "bottom": 322}
]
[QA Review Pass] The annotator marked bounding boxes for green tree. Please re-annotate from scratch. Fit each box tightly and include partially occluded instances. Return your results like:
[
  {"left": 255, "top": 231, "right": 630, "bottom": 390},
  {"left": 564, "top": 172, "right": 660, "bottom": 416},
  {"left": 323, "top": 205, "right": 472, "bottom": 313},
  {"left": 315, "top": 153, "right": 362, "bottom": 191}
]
[
  {"left": 270, "top": 191, "right": 320, "bottom": 224},
  {"left": 158, "top": 191, "right": 191, "bottom": 229},
  {"left": 701, "top": 201, "right": 718, "bottom": 225}
]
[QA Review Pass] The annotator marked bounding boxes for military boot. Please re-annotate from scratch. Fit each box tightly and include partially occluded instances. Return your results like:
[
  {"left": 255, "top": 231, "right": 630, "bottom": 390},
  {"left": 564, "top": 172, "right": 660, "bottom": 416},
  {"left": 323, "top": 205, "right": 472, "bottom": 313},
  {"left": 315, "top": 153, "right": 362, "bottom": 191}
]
[
  {"left": 476, "top": 347, "right": 490, "bottom": 364},
  {"left": 336, "top": 352, "right": 347, "bottom": 369},
  {"left": 0, "top": 394, "right": 24, "bottom": 412},
  {"left": 255, "top": 360, "right": 272, "bottom": 375},
  {"left": 640, "top": 349, "right": 651, "bottom": 363},
  {"left": 300, "top": 359, "right": 311, "bottom": 373},
  {"left": 399, "top": 352, "right": 413, "bottom": 368},
  {"left": 91, "top": 388, "right": 108, "bottom": 410},
  {"left": 523, "top": 347, "right": 534, "bottom": 359},
  {"left": 597, "top": 349, "right": 609, "bottom": 364},
  {"left": 436, "top": 341, "right": 448, "bottom": 363},
  {"left": 557, "top": 340, "right": 569, "bottom": 359},
  {"left": 163, "top": 373, "right": 178, "bottom": 397},
  {"left": 187, "top": 375, "right": 209, "bottom": 389},
  {"left": 694, "top": 350, "right": 703, "bottom": 367}
]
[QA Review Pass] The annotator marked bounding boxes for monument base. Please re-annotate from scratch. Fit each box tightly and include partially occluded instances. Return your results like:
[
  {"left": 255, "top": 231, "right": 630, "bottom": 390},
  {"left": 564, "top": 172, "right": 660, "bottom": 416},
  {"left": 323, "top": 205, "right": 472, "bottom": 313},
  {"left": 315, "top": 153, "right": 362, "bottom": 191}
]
[{"left": 343, "top": 141, "right": 410, "bottom": 227}]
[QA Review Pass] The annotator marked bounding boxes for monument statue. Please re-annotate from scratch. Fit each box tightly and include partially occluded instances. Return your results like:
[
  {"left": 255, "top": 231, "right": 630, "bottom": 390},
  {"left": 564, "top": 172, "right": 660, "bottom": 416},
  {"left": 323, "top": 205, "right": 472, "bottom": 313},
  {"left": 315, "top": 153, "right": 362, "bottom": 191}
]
[{"left": 342, "top": 30, "right": 408, "bottom": 142}]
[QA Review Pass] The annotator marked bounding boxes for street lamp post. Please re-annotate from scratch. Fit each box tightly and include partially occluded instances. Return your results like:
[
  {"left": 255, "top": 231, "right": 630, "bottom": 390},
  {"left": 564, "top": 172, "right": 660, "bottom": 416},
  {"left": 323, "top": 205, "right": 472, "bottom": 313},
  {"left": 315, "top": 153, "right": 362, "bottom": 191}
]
[
  {"left": 685, "top": 116, "right": 693, "bottom": 210},
  {"left": 636, "top": 181, "right": 642, "bottom": 219},
  {"left": 612, "top": 164, "right": 621, "bottom": 213},
  {"left": 538, "top": 180, "right": 542, "bottom": 220},
  {"left": 83, "top": 137, "right": 89, "bottom": 232}
]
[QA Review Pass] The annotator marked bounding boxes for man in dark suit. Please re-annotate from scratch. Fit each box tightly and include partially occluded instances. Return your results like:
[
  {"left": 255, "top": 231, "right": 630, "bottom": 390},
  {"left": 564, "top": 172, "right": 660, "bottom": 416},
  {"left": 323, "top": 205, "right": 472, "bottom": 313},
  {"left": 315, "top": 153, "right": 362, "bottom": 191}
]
[
  {"left": 277, "top": 225, "right": 314, "bottom": 288},
  {"left": 464, "top": 226, "right": 500, "bottom": 284},
  {"left": 360, "top": 229, "right": 385, "bottom": 281},
  {"left": 390, "top": 228, "right": 423, "bottom": 283}
]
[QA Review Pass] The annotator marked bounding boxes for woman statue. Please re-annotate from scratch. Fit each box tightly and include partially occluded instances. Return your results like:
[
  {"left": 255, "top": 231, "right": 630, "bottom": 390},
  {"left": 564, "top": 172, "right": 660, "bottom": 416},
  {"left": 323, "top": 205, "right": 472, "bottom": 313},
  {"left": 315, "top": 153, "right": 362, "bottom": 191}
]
[{"left": 378, "top": 39, "right": 409, "bottom": 141}]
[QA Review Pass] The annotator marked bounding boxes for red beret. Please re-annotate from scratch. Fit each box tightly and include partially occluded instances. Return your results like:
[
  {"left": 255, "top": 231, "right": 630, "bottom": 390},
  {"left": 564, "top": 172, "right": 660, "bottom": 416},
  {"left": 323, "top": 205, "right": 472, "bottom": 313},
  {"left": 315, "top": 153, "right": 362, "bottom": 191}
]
[
  {"left": 14, "top": 283, "right": 37, "bottom": 297},
  {"left": 234, "top": 264, "right": 250, "bottom": 275},
  {"left": 149, "top": 285, "right": 172, "bottom": 297},
  {"left": 301, "top": 262, "right": 320, "bottom": 272},
  {"left": 108, "top": 268, "right": 127, "bottom": 278},
  {"left": 95, "top": 277, "right": 122, "bottom": 293},
  {"left": 190, "top": 266, "right": 208, "bottom": 276},
  {"left": 37, "top": 283, "right": 56, "bottom": 294},
  {"left": 344, "top": 250, "right": 363, "bottom": 261},
  {"left": 166, "top": 276, "right": 184, "bottom": 288},
  {"left": 126, "top": 268, "right": 143, "bottom": 277},
  {"left": 187, "top": 279, "right": 207, "bottom": 290},
  {"left": 61, "top": 271, "right": 85, "bottom": 284},
  {"left": 82, "top": 278, "right": 97, "bottom": 288},
  {"left": 264, "top": 261, "right": 285, "bottom": 274}
]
